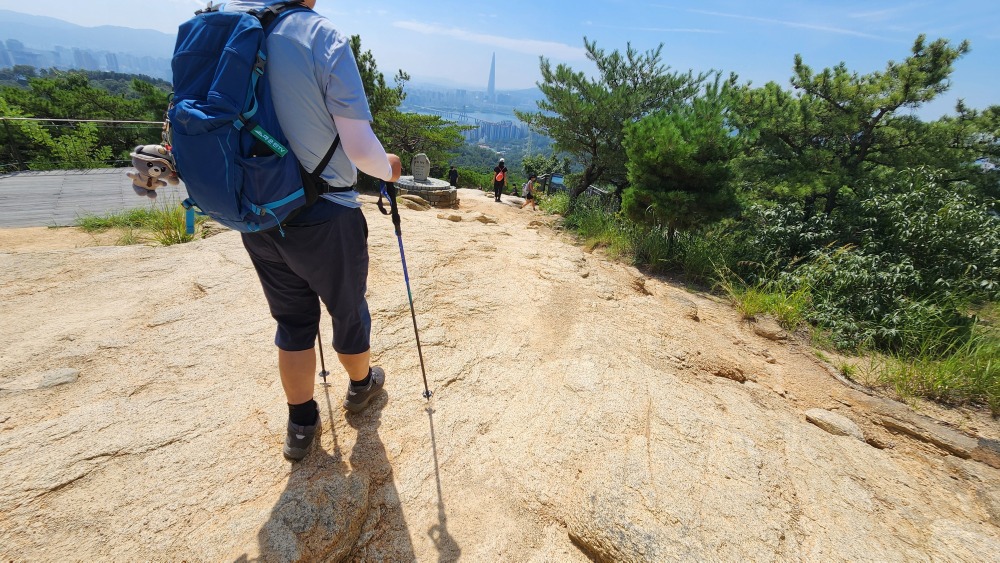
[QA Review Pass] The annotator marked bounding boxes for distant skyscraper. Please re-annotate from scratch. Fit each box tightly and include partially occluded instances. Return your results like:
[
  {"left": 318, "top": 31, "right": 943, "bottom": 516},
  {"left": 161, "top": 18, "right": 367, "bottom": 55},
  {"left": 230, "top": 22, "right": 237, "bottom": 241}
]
[{"left": 487, "top": 52, "right": 496, "bottom": 104}]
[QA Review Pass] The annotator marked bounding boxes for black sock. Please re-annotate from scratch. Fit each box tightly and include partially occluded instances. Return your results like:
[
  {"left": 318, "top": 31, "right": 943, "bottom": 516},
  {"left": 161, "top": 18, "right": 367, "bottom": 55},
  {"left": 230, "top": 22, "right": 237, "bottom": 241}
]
[
  {"left": 288, "top": 399, "right": 318, "bottom": 426},
  {"left": 351, "top": 368, "right": 373, "bottom": 388}
]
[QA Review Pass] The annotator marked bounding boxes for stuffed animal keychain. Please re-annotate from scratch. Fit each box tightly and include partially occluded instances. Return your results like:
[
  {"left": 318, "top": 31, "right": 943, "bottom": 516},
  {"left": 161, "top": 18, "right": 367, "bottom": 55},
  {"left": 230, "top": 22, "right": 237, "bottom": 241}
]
[{"left": 127, "top": 144, "right": 178, "bottom": 199}]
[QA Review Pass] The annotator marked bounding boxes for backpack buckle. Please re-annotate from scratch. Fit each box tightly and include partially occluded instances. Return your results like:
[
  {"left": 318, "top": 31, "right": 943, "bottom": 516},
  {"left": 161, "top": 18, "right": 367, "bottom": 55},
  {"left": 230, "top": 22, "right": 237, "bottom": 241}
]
[{"left": 195, "top": 1, "right": 220, "bottom": 15}]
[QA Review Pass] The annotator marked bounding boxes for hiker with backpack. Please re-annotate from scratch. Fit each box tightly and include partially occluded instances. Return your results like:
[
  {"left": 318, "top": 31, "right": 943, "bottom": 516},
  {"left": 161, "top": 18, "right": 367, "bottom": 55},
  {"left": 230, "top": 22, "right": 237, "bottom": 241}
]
[
  {"left": 521, "top": 174, "right": 537, "bottom": 210},
  {"left": 168, "top": 0, "right": 402, "bottom": 461},
  {"left": 493, "top": 158, "right": 507, "bottom": 202}
]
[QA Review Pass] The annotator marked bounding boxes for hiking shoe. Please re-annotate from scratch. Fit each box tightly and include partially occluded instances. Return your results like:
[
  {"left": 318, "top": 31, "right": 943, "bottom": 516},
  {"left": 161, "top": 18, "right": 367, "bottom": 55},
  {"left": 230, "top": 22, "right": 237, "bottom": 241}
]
[
  {"left": 343, "top": 366, "right": 386, "bottom": 413},
  {"left": 283, "top": 413, "right": 320, "bottom": 461}
]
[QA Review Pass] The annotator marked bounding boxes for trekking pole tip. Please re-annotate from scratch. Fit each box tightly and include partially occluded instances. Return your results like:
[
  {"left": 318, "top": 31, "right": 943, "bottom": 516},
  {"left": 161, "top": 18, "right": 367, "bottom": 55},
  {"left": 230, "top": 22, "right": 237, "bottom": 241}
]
[{"left": 422, "top": 389, "right": 433, "bottom": 400}]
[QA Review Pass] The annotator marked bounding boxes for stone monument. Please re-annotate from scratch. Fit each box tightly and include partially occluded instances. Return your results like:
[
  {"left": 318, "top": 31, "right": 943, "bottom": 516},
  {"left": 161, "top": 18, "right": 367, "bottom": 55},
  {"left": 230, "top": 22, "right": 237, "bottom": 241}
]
[
  {"left": 412, "top": 153, "right": 430, "bottom": 182},
  {"left": 395, "top": 153, "right": 459, "bottom": 209}
]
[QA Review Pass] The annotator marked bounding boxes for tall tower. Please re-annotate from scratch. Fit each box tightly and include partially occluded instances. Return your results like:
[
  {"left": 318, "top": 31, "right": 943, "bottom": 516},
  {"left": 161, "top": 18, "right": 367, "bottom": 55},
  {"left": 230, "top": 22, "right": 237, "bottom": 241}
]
[{"left": 487, "top": 52, "right": 496, "bottom": 104}]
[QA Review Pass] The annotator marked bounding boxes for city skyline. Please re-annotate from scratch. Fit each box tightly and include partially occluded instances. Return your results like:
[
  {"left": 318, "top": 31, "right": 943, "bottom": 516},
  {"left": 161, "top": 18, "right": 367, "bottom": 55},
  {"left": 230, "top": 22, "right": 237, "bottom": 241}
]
[{"left": 0, "top": 38, "right": 171, "bottom": 81}]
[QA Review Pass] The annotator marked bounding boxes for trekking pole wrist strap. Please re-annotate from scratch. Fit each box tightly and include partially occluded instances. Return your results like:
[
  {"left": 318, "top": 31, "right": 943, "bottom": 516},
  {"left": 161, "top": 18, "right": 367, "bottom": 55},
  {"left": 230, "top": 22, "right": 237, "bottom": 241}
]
[{"left": 378, "top": 181, "right": 402, "bottom": 235}]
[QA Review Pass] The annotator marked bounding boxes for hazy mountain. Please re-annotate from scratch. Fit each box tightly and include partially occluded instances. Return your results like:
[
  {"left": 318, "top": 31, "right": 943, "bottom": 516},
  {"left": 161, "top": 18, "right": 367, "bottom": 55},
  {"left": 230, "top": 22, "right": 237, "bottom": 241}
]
[
  {"left": 0, "top": 10, "right": 175, "bottom": 58},
  {"left": 0, "top": 9, "right": 545, "bottom": 100}
]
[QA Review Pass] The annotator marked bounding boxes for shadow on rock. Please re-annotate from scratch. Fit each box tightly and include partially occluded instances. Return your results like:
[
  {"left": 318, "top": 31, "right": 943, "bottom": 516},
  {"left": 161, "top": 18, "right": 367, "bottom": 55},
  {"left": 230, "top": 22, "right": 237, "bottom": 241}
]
[
  {"left": 342, "top": 388, "right": 420, "bottom": 561},
  {"left": 234, "top": 384, "right": 414, "bottom": 562},
  {"left": 425, "top": 406, "right": 461, "bottom": 562}
]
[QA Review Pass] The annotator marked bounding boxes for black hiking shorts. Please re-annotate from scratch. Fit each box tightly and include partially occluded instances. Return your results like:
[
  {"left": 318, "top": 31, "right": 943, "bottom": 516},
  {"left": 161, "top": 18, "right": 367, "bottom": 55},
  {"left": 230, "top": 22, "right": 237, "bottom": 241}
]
[{"left": 242, "top": 198, "right": 371, "bottom": 355}]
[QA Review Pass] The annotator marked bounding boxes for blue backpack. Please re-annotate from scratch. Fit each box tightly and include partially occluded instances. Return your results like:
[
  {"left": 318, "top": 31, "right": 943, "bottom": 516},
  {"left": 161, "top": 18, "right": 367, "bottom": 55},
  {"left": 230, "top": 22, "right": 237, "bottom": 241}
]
[{"left": 169, "top": 1, "right": 340, "bottom": 234}]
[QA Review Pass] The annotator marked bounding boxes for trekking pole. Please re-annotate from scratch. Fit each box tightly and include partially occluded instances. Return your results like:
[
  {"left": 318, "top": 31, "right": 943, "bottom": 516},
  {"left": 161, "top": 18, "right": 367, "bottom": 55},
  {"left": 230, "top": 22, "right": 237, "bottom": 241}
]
[
  {"left": 378, "top": 181, "right": 432, "bottom": 400},
  {"left": 316, "top": 327, "right": 330, "bottom": 385}
]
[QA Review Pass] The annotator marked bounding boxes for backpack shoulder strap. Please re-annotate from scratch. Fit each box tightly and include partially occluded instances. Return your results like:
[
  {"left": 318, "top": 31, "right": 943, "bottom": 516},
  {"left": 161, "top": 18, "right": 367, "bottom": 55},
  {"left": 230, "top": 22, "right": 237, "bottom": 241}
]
[
  {"left": 310, "top": 136, "right": 341, "bottom": 181},
  {"left": 253, "top": 0, "right": 308, "bottom": 30}
]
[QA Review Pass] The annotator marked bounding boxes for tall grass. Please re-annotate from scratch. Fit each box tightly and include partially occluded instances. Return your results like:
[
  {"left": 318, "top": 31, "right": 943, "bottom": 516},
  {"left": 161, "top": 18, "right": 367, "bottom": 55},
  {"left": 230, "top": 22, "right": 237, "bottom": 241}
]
[
  {"left": 77, "top": 207, "right": 159, "bottom": 231},
  {"left": 563, "top": 196, "right": 634, "bottom": 258},
  {"left": 77, "top": 199, "right": 201, "bottom": 246},
  {"left": 538, "top": 191, "right": 569, "bottom": 215},
  {"left": 558, "top": 194, "right": 740, "bottom": 283},
  {"left": 867, "top": 327, "right": 999, "bottom": 414},
  {"left": 718, "top": 274, "right": 811, "bottom": 330}
]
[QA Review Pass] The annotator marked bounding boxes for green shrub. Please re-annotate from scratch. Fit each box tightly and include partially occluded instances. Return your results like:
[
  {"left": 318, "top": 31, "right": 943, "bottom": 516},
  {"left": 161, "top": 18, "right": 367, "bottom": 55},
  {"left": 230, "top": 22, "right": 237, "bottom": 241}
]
[
  {"left": 538, "top": 191, "right": 569, "bottom": 215},
  {"left": 455, "top": 167, "right": 493, "bottom": 191},
  {"left": 791, "top": 247, "right": 975, "bottom": 353},
  {"left": 856, "top": 167, "right": 1000, "bottom": 300}
]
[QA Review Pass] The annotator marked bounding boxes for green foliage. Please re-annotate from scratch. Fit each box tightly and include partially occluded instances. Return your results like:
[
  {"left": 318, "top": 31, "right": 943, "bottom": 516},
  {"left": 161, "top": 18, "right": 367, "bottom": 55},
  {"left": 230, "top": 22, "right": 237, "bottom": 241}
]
[
  {"left": 669, "top": 225, "right": 746, "bottom": 286},
  {"left": 790, "top": 248, "right": 974, "bottom": 352},
  {"left": 539, "top": 191, "right": 570, "bottom": 215},
  {"left": 0, "top": 68, "right": 170, "bottom": 170},
  {"left": 558, "top": 194, "right": 730, "bottom": 283},
  {"left": 77, "top": 207, "right": 163, "bottom": 232},
  {"left": 27, "top": 121, "right": 112, "bottom": 169},
  {"left": 454, "top": 167, "right": 493, "bottom": 191},
  {"left": 870, "top": 328, "right": 1000, "bottom": 414},
  {"left": 731, "top": 35, "right": 977, "bottom": 215},
  {"left": 558, "top": 194, "right": 639, "bottom": 262},
  {"left": 150, "top": 204, "right": 198, "bottom": 246},
  {"left": 449, "top": 143, "right": 503, "bottom": 171},
  {"left": 350, "top": 36, "right": 407, "bottom": 119},
  {"left": 718, "top": 275, "right": 811, "bottom": 330},
  {"left": 0, "top": 67, "right": 171, "bottom": 91},
  {"left": 622, "top": 76, "right": 740, "bottom": 248},
  {"left": 77, "top": 201, "right": 204, "bottom": 246},
  {"left": 0, "top": 65, "right": 39, "bottom": 86},
  {"left": 379, "top": 111, "right": 467, "bottom": 177},
  {"left": 521, "top": 153, "right": 570, "bottom": 179},
  {"left": 517, "top": 38, "right": 708, "bottom": 200},
  {"left": 854, "top": 168, "right": 999, "bottom": 299},
  {"left": 755, "top": 167, "right": 1000, "bottom": 352}
]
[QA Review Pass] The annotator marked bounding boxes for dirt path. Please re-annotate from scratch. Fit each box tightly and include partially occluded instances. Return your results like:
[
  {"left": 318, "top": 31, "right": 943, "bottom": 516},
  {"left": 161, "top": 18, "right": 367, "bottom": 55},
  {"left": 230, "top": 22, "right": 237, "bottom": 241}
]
[{"left": 1, "top": 189, "right": 997, "bottom": 561}]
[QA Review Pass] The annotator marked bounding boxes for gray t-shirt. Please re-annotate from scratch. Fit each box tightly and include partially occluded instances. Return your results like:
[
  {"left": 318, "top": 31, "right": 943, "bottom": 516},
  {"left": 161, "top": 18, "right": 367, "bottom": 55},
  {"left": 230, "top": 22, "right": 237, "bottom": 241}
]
[{"left": 224, "top": 1, "right": 372, "bottom": 206}]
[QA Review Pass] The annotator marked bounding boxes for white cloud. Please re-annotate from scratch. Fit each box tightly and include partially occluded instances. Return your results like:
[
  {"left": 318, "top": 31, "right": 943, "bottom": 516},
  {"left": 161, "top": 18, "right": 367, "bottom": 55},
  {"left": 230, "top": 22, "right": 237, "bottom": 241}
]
[
  {"left": 848, "top": 8, "right": 900, "bottom": 21},
  {"left": 586, "top": 23, "right": 723, "bottom": 34},
  {"left": 391, "top": 20, "right": 588, "bottom": 61},
  {"left": 688, "top": 9, "right": 892, "bottom": 41},
  {"left": 848, "top": 3, "right": 929, "bottom": 22}
]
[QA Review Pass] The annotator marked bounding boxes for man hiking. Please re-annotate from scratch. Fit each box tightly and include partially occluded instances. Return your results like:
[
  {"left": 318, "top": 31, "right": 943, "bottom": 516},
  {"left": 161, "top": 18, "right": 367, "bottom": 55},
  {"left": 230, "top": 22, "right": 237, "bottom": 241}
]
[{"left": 225, "top": 0, "right": 402, "bottom": 461}]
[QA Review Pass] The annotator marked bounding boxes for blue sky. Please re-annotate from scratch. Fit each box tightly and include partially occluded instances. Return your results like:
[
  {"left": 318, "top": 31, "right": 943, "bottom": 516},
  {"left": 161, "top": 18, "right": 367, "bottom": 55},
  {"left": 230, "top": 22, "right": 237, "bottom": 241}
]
[{"left": 1, "top": 0, "right": 997, "bottom": 118}]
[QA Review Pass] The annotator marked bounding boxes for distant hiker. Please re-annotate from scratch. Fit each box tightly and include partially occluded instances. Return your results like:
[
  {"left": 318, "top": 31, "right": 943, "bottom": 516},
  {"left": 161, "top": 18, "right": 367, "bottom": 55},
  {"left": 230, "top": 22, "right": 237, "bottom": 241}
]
[
  {"left": 448, "top": 165, "right": 458, "bottom": 187},
  {"left": 223, "top": 0, "right": 402, "bottom": 461},
  {"left": 521, "top": 174, "right": 537, "bottom": 210},
  {"left": 493, "top": 158, "right": 507, "bottom": 202}
]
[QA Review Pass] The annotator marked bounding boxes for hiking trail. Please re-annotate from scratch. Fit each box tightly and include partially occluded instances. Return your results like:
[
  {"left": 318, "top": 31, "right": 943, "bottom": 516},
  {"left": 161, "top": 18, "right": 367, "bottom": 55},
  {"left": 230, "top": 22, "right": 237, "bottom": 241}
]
[{"left": 1, "top": 188, "right": 997, "bottom": 561}]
